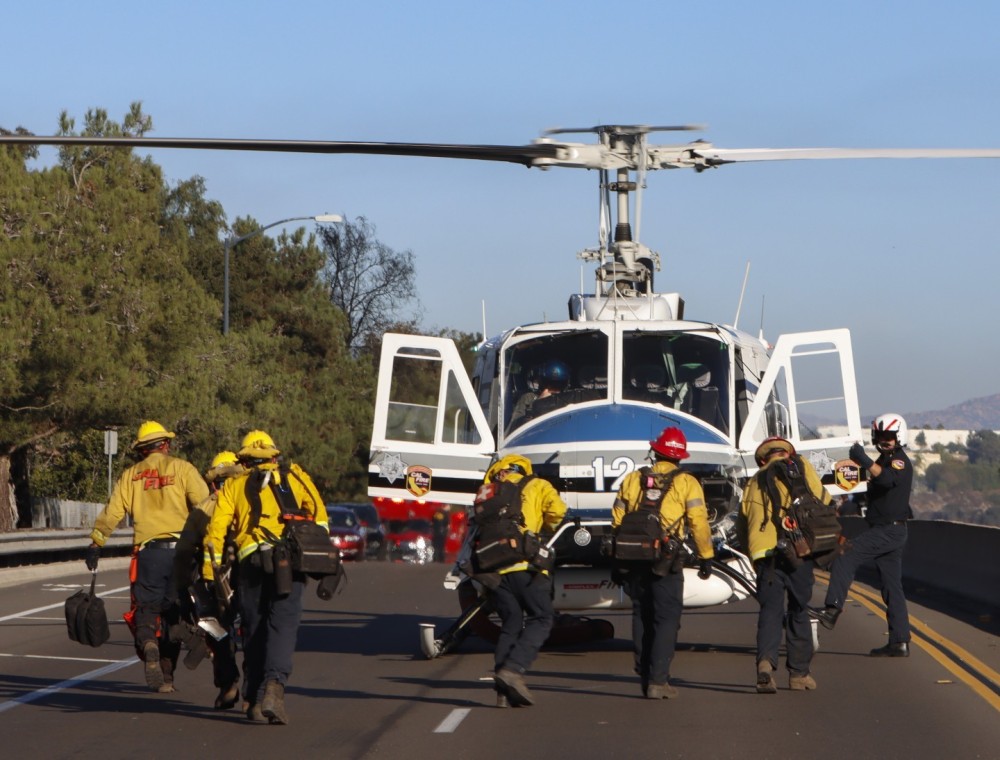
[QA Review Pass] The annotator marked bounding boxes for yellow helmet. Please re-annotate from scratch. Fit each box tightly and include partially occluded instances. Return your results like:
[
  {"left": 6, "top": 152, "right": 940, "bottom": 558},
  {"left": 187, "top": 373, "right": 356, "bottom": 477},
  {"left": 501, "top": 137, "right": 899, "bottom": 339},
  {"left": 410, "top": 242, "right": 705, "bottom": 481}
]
[
  {"left": 238, "top": 429, "right": 280, "bottom": 459},
  {"left": 205, "top": 450, "right": 244, "bottom": 482},
  {"left": 131, "top": 420, "right": 175, "bottom": 450},
  {"left": 484, "top": 454, "right": 533, "bottom": 483}
]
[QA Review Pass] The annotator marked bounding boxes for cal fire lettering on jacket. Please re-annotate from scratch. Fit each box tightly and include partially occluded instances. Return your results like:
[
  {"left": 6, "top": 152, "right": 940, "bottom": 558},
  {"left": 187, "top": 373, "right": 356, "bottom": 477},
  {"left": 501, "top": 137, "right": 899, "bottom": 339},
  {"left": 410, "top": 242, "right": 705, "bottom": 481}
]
[{"left": 132, "top": 469, "right": 176, "bottom": 490}]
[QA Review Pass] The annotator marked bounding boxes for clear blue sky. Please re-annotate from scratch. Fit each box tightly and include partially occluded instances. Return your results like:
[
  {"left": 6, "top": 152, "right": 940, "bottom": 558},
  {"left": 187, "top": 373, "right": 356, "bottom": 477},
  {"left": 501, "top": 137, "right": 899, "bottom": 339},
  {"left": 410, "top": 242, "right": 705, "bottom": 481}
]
[{"left": 7, "top": 0, "right": 1000, "bottom": 417}]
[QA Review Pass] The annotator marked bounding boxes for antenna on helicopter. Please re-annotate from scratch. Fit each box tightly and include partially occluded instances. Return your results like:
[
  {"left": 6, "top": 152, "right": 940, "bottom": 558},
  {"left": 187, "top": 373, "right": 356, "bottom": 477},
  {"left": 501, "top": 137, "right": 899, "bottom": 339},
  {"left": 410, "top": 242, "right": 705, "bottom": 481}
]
[{"left": 734, "top": 261, "right": 751, "bottom": 330}]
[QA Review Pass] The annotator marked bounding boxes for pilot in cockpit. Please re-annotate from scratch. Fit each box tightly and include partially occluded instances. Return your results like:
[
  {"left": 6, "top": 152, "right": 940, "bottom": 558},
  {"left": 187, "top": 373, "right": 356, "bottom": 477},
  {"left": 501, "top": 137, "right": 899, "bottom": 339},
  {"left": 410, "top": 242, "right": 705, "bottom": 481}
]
[
  {"left": 508, "top": 360, "right": 570, "bottom": 430},
  {"left": 668, "top": 362, "right": 712, "bottom": 411}
]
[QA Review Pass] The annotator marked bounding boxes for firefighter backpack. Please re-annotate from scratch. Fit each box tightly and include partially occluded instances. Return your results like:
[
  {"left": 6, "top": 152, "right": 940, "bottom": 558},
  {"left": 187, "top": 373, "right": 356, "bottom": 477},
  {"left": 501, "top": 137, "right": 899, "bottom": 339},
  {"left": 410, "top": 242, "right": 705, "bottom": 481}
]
[
  {"left": 472, "top": 475, "right": 534, "bottom": 572},
  {"left": 767, "top": 456, "right": 842, "bottom": 560},
  {"left": 612, "top": 468, "right": 681, "bottom": 562}
]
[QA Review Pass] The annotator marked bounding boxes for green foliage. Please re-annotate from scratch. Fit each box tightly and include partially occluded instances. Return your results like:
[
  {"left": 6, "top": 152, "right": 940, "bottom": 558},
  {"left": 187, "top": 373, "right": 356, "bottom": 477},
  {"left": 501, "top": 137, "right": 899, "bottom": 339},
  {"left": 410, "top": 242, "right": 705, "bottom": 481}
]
[
  {"left": 924, "top": 458, "right": 1000, "bottom": 493},
  {"left": 0, "top": 105, "right": 398, "bottom": 514},
  {"left": 966, "top": 429, "right": 1000, "bottom": 465}
]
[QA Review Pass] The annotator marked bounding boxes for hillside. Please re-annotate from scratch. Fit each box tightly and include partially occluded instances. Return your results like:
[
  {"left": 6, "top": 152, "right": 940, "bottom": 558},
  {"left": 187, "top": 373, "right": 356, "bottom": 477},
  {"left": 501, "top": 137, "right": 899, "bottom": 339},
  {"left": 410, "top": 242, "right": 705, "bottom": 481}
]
[{"left": 902, "top": 393, "right": 1000, "bottom": 430}]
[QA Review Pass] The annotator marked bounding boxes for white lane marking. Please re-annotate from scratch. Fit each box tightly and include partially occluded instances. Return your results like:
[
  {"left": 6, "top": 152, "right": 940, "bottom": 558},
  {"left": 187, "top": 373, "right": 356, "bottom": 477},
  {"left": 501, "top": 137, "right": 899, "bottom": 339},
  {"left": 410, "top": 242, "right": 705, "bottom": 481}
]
[
  {"left": 433, "top": 708, "right": 471, "bottom": 733},
  {"left": 19, "top": 616, "right": 65, "bottom": 621},
  {"left": 0, "top": 653, "right": 123, "bottom": 663},
  {"left": 0, "top": 657, "right": 137, "bottom": 713},
  {"left": 0, "top": 585, "right": 131, "bottom": 623}
]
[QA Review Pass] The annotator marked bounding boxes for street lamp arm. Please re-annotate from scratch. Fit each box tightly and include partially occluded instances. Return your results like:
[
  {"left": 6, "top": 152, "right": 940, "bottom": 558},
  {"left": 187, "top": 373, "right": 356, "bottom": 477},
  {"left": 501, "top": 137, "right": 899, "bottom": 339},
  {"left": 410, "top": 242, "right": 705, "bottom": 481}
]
[
  {"left": 223, "top": 213, "right": 343, "bottom": 335},
  {"left": 228, "top": 215, "right": 318, "bottom": 248}
]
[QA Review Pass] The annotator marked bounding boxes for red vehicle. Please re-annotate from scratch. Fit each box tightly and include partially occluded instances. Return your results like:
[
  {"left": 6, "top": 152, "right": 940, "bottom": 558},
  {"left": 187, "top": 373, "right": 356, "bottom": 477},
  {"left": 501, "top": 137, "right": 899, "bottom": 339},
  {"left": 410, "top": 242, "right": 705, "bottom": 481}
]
[
  {"left": 373, "top": 497, "right": 467, "bottom": 564},
  {"left": 325, "top": 505, "right": 367, "bottom": 561}
]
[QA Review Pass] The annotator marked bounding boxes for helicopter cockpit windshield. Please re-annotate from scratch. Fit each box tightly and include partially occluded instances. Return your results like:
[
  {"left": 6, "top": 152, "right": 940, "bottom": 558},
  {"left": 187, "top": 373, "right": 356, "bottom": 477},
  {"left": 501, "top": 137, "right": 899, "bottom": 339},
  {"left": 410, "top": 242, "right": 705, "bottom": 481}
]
[
  {"left": 504, "top": 330, "right": 608, "bottom": 433},
  {"left": 502, "top": 327, "right": 731, "bottom": 437},
  {"left": 622, "top": 331, "right": 729, "bottom": 434}
]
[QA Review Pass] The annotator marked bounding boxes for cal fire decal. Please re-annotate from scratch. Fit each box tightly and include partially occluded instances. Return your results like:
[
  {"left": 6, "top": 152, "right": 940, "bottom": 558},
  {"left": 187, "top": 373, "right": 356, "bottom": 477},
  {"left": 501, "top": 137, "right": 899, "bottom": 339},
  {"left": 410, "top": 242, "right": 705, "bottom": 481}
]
[
  {"left": 406, "top": 465, "right": 432, "bottom": 497},
  {"left": 834, "top": 459, "right": 861, "bottom": 491}
]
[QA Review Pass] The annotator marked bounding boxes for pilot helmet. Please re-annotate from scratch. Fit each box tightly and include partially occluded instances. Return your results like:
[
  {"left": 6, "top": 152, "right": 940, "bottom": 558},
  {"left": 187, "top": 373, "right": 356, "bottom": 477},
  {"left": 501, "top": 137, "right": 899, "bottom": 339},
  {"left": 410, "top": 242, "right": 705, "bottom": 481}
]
[
  {"left": 871, "top": 413, "right": 907, "bottom": 450},
  {"left": 538, "top": 360, "right": 570, "bottom": 391}
]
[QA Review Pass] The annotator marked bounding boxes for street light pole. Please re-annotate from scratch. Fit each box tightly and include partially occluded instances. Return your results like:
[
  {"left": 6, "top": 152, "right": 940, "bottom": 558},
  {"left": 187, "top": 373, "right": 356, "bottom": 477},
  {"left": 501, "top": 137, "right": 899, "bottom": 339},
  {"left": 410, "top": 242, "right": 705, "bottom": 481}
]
[{"left": 223, "top": 213, "right": 343, "bottom": 335}]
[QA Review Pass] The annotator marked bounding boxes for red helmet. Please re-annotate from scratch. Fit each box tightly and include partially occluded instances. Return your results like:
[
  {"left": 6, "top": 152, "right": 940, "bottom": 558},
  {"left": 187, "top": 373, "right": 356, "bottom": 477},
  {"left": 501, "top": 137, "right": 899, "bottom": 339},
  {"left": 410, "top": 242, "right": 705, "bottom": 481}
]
[{"left": 649, "top": 427, "right": 689, "bottom": 460}]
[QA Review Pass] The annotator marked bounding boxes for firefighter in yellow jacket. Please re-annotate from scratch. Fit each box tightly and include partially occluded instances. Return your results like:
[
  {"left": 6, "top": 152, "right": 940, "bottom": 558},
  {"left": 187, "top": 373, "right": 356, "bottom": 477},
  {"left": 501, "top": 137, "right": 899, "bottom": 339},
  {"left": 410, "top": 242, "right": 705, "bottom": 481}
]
[
  {"left": 172, "top": 451, "right": 246, "bottom": 711},
  {"left": 203, "top": 430, "right": 328, "bottom": 725},
  {"left": 85, "top": 421, "right": 210, "bottom": 692},
  {"left": 612, "top": 426, "right": 715, "bottom": 699},
  {"left": 737, "top": 437, "right": 831, "bottom": 694},
  {"left": 483, "top": 454, "right": 566, "bottom": 708}
]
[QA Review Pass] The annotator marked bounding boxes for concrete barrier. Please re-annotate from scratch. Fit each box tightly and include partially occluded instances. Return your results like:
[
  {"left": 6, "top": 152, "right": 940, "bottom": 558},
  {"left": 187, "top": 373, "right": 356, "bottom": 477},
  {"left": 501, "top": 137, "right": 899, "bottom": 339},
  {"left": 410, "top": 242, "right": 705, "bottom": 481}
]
[{"left": 840, "top": 517, "right": 1000, "bottom": 609}]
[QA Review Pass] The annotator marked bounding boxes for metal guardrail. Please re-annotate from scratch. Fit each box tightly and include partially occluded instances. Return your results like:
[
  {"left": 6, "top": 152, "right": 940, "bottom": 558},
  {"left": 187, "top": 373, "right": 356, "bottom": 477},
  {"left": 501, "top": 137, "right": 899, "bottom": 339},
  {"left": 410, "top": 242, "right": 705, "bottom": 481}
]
[{"left": 0, "top": 530, "right": 134, "bottom": 568}]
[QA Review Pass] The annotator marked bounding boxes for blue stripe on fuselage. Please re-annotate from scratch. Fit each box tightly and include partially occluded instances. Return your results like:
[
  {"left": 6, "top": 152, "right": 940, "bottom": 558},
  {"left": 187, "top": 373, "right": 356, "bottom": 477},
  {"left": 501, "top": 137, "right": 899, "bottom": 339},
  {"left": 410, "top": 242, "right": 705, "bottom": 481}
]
[{"left": 504, "top": 404, "right": 728, "bottom": 447}]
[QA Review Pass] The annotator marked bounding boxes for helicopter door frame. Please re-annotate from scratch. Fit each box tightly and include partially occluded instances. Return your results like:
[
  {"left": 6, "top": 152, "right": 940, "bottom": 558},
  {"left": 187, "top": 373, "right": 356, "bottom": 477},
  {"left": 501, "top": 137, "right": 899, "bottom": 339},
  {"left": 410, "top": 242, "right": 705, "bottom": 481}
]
[
  {"left": 369, "top": 333, "right": 494, "bottom": 506},
  {"left": 738, "top": 328, "right": 864, "bottom": 457}
]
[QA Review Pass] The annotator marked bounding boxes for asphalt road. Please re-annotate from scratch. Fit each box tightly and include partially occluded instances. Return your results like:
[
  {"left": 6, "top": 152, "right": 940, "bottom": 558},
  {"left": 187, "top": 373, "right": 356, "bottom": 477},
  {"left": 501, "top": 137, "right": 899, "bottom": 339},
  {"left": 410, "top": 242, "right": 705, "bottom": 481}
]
[{"left": 1, "top": 561, "right": 998, "bottom": 759}]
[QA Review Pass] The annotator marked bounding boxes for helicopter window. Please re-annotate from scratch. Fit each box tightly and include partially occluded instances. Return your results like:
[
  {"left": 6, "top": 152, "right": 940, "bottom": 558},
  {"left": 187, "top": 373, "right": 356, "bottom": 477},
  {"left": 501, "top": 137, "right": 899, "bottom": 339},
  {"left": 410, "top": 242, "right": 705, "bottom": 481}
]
[
  {"left": 622, "top": 332, "right": 730, "bottom": 434},
  {"left": 384, "top": 351, "right": 481, "bottom": 445},
  {"left": 503, "top": 330, "right": 608, "bottom": 432}
]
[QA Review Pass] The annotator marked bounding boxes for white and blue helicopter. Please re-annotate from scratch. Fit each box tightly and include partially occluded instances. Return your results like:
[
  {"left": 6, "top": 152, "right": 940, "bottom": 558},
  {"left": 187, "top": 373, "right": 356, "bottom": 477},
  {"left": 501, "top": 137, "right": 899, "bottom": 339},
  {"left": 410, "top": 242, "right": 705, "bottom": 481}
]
[
  {"left": 365, "top": 125, "right": 881, "bottom": 655},
  {"left": 6, "top": 124, "right": 999, "bottom": 654}
]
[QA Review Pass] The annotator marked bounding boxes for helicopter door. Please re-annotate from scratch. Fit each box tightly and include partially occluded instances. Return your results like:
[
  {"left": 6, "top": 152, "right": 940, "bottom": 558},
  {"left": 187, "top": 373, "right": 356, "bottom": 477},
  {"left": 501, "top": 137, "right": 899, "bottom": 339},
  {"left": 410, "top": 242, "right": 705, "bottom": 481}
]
[
  {"left": 738, "top": 329, "right": 864, "bottom": 459},
  {"left": 369, "top": 333, "right": 494, "bottom": 506}
]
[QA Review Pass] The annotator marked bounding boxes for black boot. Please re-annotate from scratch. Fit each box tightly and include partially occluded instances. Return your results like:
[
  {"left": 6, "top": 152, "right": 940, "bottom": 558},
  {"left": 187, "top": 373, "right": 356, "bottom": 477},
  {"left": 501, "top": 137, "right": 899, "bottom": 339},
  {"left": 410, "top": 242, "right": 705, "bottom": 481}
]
[
  {"left": 807, "top": 605, "right": 841, "bottom": 631},
  {"left": 870, "top": 641, "right": 909, "bottom": 658}
]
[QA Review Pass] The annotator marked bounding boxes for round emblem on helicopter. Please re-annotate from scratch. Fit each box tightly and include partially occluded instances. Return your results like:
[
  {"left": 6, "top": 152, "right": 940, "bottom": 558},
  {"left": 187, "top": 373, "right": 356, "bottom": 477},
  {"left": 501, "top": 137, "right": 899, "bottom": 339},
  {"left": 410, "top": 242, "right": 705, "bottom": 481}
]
[{"left": 573, "top": 528, "right": 592, "bottom": 547}]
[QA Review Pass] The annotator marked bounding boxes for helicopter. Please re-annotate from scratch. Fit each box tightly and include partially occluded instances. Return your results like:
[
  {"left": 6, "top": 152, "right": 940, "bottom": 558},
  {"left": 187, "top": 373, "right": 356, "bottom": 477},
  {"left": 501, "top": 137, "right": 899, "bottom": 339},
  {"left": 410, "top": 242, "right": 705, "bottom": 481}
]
[{"left": 5, "top": 124, "right": 1000, "bottom": 656}]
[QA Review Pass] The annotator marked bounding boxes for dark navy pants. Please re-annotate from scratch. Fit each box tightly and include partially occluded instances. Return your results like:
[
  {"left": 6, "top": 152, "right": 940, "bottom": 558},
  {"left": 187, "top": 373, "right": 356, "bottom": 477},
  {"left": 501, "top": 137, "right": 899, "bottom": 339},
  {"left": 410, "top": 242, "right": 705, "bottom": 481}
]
[
  {"left": 492, "top": 571, "right": 555, "bottom": 674},
  {"left": 133, "top": 543, "right": 181, "bottom": 674},
  {"left": 625, "top": 569, "right": 684, "bottom": 686},
  {"left": 755, "top": 557, "right": 815, "bottom": 675},
  {"left": 238, "top": 557, "right": 305, "bottom": 705},
  {"left": 824, "top": 523, "right": 911, "bottom": 644}
]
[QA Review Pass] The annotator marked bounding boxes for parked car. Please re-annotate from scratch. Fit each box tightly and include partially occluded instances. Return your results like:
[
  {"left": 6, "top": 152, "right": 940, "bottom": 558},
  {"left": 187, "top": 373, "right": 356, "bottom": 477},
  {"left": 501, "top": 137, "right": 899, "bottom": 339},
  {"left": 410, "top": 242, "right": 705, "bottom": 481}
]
[
  {"left": 325, "top": 505, "right": 367, "bottom": 561},
  {"left": 342, "top": 502, "right": 388, "bottom": 560},
  {"left": 385, "top": 518, "right": 435, "bottom": 564}
]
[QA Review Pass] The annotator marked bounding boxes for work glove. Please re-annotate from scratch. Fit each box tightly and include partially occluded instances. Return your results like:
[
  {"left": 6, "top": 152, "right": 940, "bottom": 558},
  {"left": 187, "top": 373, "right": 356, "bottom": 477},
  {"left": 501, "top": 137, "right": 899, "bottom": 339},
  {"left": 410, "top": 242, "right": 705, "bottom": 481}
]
[
  {"left": 85, "top": 544, "right": 101, "bottom": 572},
  {"left": 698, "top": 558, "right": 713, "bottom": 580},
  {"left": 849, "top": 442, "right": 875, "bottom": 469}
]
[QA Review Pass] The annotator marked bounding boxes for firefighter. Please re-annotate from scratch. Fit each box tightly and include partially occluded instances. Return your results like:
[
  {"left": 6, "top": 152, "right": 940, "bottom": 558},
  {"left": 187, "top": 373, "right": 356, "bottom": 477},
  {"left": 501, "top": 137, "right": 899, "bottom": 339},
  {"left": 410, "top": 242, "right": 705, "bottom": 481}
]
[
  {"left": 612, "top": 426, "right": 715, "bottom": 699},
  {"left": 172, "top": 451, "right": 246, "bottom": 710},
  {"left": 202, "top": 430, "right": 328, "bottom": 725},
  {"left": 738, "top": 436, "right": 831, "bottom": 693},
  {"left": 484, "top": 454, "right": 567, "bottom": 708},
  {"left": 810, "top": 414, "right": 914, "bottom": 657},
  {"left": 85, "top": 420, "right": 210, "bottom": 693}
]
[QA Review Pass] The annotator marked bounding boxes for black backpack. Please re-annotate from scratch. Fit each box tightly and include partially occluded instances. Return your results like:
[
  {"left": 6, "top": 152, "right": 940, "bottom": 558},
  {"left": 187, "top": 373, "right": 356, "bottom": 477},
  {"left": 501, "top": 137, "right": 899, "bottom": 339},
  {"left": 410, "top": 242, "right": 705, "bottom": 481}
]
[
  {"left": 246, "top": 464, "right": 342, "bottom": 579},
  {"left": 612, "top": 468, "right": 681, "bottom": 562},
  {"left": 472, "top": 475, "right": 534, "bottom": 572},
  {"left": 65, "top": 573, "right": 111, "bottom": 648},
  {"left": 763, "top": 456, "right": 842, "bottom": 559}
]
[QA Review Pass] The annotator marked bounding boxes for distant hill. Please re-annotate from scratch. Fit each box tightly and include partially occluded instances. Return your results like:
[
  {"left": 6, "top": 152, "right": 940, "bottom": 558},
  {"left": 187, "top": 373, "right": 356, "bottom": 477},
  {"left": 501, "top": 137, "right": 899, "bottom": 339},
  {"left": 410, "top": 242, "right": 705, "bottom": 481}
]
[{"left": 901, "top": 393, "right": 1000, "bottom": 430}]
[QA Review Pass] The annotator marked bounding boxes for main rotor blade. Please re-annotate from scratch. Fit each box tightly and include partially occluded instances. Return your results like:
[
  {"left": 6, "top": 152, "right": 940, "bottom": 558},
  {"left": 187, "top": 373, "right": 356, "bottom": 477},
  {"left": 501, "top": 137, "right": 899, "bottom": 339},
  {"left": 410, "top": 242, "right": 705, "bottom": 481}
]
[
  {"left": 0, "top": 135, "right": 562, "bottom": 166},
  {"left": 689, "top": 146, "right": 1000, "bottom": 166}
]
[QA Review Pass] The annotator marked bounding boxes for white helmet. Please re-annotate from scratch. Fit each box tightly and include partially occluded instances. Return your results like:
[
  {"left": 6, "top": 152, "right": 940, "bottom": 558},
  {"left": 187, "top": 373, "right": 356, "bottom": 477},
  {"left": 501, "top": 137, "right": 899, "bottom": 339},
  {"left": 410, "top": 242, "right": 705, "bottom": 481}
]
[{"left": 871, "top": 413, "right": 907, "bottom": 448}]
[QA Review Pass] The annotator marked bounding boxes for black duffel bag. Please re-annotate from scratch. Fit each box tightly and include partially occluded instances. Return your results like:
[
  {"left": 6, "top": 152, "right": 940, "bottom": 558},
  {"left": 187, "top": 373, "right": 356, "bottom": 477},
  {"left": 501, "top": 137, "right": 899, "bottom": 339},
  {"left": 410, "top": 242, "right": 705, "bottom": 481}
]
[{"left": 65, "top": 572, "right": 110, "bottom": 647}]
